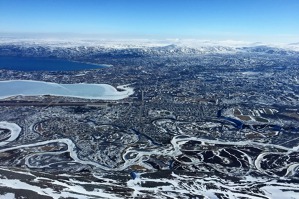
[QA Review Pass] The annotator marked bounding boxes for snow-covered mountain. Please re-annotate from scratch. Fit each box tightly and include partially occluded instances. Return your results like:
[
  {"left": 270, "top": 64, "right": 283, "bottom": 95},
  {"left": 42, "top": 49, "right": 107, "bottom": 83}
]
[{"left": 0, "top": 38, "right": 298, "bottom": 58}]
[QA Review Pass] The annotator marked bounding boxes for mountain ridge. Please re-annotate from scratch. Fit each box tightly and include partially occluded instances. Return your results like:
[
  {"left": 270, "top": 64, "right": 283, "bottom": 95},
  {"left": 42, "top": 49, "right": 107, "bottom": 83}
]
[{"left": 0, "top": 39, "right": 299, "bottom": 58}]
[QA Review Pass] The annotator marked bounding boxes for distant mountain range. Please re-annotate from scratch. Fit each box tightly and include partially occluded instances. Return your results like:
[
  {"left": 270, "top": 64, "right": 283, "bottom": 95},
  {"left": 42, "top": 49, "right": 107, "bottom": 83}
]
[{"left": 0, "top": 39, "right": 298, "bottom": 58}]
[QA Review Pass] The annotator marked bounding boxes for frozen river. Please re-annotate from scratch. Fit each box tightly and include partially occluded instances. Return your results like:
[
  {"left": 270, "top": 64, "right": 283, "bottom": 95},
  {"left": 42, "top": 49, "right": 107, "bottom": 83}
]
[{"left": 0, "top": 80, "right": 133, "bottom": 100}]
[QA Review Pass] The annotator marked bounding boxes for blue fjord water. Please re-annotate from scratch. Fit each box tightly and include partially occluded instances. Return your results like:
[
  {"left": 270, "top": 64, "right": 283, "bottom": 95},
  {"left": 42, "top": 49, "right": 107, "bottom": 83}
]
[{"left": 0, "top": 56, "right": 105, "bottom": 71}]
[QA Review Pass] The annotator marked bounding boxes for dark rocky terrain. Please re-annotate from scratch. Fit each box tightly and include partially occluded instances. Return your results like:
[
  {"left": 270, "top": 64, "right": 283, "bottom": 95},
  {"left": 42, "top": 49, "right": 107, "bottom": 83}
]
[{"left": 0, "top": 41, "right": 299, "bottom": 198}]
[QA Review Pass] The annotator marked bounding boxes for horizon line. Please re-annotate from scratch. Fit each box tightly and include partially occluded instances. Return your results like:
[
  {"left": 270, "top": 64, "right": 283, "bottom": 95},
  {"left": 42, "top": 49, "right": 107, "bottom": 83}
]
[{"left": 0, "top": 32, "right": 298, "bottom": 44}]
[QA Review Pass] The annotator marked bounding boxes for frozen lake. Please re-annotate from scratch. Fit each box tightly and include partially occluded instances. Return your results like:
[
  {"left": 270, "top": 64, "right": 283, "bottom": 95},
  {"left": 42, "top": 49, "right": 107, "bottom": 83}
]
[{"left": 0, "top": 80, "right": 133, "bottom": 100}]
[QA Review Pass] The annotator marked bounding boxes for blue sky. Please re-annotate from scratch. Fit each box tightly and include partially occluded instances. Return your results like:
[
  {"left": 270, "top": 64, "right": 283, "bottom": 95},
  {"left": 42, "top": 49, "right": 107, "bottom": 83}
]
[{"left": 0, "top": 0, "right": 298, "bottom": 42}]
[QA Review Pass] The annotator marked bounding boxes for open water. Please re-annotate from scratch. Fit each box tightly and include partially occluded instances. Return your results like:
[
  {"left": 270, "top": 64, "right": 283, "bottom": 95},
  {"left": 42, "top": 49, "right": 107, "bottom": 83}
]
[{"left": 0, "top": 56, "right": 105, "bottom": 71}]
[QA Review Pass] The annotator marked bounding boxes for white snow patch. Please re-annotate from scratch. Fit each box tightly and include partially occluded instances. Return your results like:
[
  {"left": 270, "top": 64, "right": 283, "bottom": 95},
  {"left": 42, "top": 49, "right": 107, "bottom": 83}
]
[{"left": 0, "top": 193, "right": 15, "bottom": 199}]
